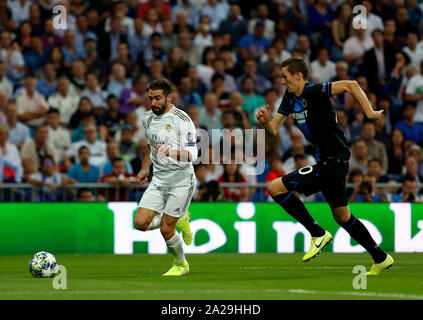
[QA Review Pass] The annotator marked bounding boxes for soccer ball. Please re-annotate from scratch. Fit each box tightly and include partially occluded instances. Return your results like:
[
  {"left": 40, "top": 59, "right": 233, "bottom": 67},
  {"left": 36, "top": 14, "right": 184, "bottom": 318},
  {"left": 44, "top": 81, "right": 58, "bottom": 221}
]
[{"left": 29, "top": 251, "right": 58, "bottom": 278}]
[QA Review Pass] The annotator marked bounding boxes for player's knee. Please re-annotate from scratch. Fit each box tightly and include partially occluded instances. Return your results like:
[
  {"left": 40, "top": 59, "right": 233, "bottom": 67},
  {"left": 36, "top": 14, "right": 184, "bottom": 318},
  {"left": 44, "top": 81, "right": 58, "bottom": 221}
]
[
  {"left": 332, "top": 207, "right": 350, "bottom": 224},
  {"left": 268, "top": 179, "right": 288, "bottom": 197},
  {"left": 134, "top": 215, "right": 149, "bottom": 231}
]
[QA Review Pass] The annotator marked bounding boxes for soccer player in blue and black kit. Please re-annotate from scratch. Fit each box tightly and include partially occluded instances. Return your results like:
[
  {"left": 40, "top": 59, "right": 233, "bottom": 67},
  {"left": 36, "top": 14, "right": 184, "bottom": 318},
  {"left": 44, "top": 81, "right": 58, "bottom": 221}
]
[{"left": 256, "top": 57, "right": 393, "bottom": 276}]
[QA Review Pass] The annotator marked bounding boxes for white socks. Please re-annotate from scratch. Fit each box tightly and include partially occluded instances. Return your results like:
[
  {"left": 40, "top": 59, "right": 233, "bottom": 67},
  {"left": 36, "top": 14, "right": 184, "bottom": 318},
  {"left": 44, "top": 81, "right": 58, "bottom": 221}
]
[
  {"left": 146, "top": 213, "right": 162, "bottom": 231},
  {"left": 166, "top": 232, "right": 185, "bottom": 264}
]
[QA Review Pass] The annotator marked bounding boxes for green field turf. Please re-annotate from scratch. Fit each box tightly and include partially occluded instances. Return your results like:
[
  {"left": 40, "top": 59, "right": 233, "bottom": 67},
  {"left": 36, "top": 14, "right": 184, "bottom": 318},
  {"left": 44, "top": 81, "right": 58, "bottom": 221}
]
[{"left": 1, "top": 253, "right": 422, "bottom": 300}]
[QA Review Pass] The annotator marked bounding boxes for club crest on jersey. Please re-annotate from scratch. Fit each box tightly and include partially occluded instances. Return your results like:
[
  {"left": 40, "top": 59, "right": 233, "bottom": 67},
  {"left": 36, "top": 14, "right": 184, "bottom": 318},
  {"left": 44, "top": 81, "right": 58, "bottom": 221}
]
[
  {"left": 165, "top": 124, "right": 171, "bottom": 132},
  {"left": 147, "top": 115, "right": 153, "bottom": 128}
]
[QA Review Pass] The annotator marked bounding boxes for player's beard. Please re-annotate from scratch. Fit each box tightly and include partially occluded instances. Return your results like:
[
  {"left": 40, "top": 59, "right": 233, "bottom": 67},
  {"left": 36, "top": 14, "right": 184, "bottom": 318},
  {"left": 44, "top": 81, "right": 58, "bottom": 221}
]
[{"left": 151, "top": 102, "right": 168, "bottom": 115}]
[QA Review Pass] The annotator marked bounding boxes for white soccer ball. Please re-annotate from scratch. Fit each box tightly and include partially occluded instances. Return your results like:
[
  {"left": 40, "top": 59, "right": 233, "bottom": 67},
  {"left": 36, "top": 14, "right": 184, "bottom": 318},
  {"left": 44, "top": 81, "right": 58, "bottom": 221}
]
[{"left": 29, "top": 251, "right": 58, "bottom": 278}]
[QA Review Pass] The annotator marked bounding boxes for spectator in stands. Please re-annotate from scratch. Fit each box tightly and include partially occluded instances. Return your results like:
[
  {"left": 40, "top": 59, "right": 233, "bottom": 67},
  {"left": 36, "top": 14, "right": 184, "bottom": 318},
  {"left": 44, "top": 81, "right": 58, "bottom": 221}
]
[
  {"left": 119, "top": 125, "right": 138, "bottom": 163},
  {"left": 361, "top": 121, "right": 389, "bottom": 175},
  {"left": 310, "top": 48, "right": 336, "bottom": 83},
  {"left": 161, "top": 20, "right": 178, "bottom": 53},
  {"left": 349, "top": 173, "right": 384, "bottom": 203},
  {"left": 178, "top": 77, "right": 203, "bottom": 110},
  {"left": 81, "top": 72, "right": 107, "bottom": 113},
  {"left": 343, "top": 27, "right": 374, "bottom": 77},
  {"left": 0, "top": 90, "right": 7, "bottom": 125},
  {"left": 23, "top": 35, "right": 49, "bottom": 76},
  {"left": 142, "top": 9, "right": 163, "bottom": 40},
  {"left": 28, "top": 154, "right": 65, "bottom": 202},
  {"left": 137, "top": 0, "right": 171, "bottom": 21},
  {"left": 129, "top": 18, "right": 149, "bottom": 62},
  {"left": 199, "top": 92, "right": 222, "bottom": 133},
  {"left": 21, "top": 125, "right": 58, "bottom": 176},
  {"left": 41, "top": 18, "right": 63, "bottom": 51},
  {"left": 210, "top": 73, "right": 230, "bottom": 107},
  {"left": 36, "top": 63, "right": 57, "bottom": 98},
  {"left": 217, "top": 159, "right": 249, "bottom": 202},
  {"left": 204, "top": 144, "right": 223, "bottom": 182},
  {"left": 367, "top": 158, "right": 390, "bottom": 184},
  {"left": 163, "top": 46, "right": 190, "bottom": 86},
  {"left": 336, "top": 109, "right": 352, "bottom": 144},
  {"left": 75, "top": 14, "right": 98, "bottom": 50},
  {"left": 47, "top": 76, "right": 79, "bottom": 126},
  {"left": 174, "top": 10, "right": 195, "bottom": 34},
  {"left": 64, "top": 123, "right": 107, "bottom": 168},
  {"left": 378, "top": 95, "right": 403, "bottom": 137},
  {"left": 16, "top": 77, "right": 48, "bottom": 130},
  {"left": 61, "top": 30, "right": 85, "bottom": 68},
  {"left": 103, "top": 95, "right": 125, "bottom": 141},
  {"left": 406, "top": 144, "right": 423, "bottom": 178},
  {"left": 0, "top": 124, "right": 23, "bottom": 183},
  {"left": 401, "top": 153, "right": 423, "bottom": 183},
  {"left": 46, "top": 108, "right": 70, "bottom": 164},
  {"left": 68, "top": 59, "right": 86, "bottom": 93},
  {"left": 16, "top": 21, "right": 33, "bottom": 54},
  {"left": 104, "top": 1, "right": 134, "bottom": 37},
  {"left": 114, "top": 111, "right": 146, "bottom": 143},
  {"left": 0, "top": 60, "right": 13, "bottom": 98},
  {"left": 106, "top": 63, "right": 132, "bottom": 100},
  {"left": 395, "top": 101, "right": 423, "bottom": 146},
  {"left": 350, "top": 139, "right": 369, "bottom": 174},
  {"left": 392, "top": 174, "right": 423, "bottom": 203},
  {"left": 0, "top": 31, "right": 25, "bottom": 81},
  {"left": 130, "top": 139, "right": 149, "bottom": 175},
  {"left": 248, "top": 3, "right": 275, "bottom": 42},
  {"left": 265, "top": 158, "right": 285, "bottom": 198},
  {"left": 119, "top": 74, "right": 149, "bottom": 114},
  {"left": 220, "top": 46, "right": 243, "bottom": 79},
  {"left": 77, "top": 188, "right": 97, "bottom": 202},
  {"left": 172, "top": 0, "right": 198, "bottom": 30},
  {"left": 360, "top": 0, "right": 384, "bottom": 38},
  {"left": 363, "top": 29, "right": 396, "bottom": 97},
  {"left": 83, "top": 38, "right": 106, "bottom": 83},
  {"left": 67, "top": 146, "right": 100, "bottom": 183},
  {"left": 238, "top": 22, "right": 269, "bottom": 64},
  {"left": 110, "top": 42, "right": 136, "bottom": 79},
  {"left": 193, "top": 15, "right": 214, "bottom": 60},
  {"left": 48, "top": 46, "right": 66, "bottom": 77},
  {"left": 346, "top": 168, "right": 364, "bottom": 199},
  {"left": 201, "top": 0, "right": 229, "bottom": 32},
  {"left": 402, "top": 31, "right": 423, "bottom": 68},
  {"left": 240, "top": 76, "right": 265, "bottom": 124},
  {"left": 383, "top": 19, "right": 406, "bottom": 54},
  {"left": 283, "top": 141, "right": 316, "bottom": 174},
  {"left": 218, "top": 3, "right": 246, "bottom": 48},
  {"left": 387, "top": 128, "right": 406, "bottom": 177},
  {"left": 99, "top": 157, "right": 136, "bottom": 202},
  {"left": 98, "top": 16, "right": 128, "bottom": 62},
  {"left": 5, "top": 102, "right": 30, "bottom": 150},
  {"left": 404, "top": 61, "right": 423, "bottom": 125},
  {"left": 331, "top": 3, "right": 352, "bottom": 61},
  {"left": 101, "top": 140, "right": 133, "bottom": 176},
  {"left": 236, "top": 58, "right": 271, "bottom": 95},
  {"left": 196, "top": 46, "right": 217, "bottom": 90}
]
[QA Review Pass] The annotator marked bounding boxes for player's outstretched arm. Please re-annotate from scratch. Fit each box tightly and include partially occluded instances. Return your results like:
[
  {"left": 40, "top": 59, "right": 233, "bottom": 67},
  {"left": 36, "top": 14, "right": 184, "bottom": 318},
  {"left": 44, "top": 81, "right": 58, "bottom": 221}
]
[
  {"left": 331, "top": 80, "right": 384, "bottom": 120},
  {"left": 255, "top": 105, "right": 287, "bottom": 136}
]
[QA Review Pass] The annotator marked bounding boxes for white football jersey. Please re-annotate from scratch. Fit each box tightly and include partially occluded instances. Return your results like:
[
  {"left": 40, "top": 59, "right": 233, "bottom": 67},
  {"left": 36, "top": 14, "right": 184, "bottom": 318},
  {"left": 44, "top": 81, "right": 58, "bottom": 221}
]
[{"left": 142, "top": 105, "right": 197, "bottom": 187}]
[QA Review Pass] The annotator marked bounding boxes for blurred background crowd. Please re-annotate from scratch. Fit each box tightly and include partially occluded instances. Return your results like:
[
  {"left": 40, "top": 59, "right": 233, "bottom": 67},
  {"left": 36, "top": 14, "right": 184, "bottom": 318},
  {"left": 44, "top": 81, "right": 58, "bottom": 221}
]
[{"left": 0, "top": 0, "right": 423, "bottom": 203}]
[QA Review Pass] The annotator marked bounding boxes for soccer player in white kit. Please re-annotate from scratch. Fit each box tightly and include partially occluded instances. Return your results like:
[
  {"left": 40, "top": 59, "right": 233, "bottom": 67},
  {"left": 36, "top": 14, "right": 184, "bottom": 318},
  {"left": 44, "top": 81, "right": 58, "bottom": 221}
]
[{"left": 134, "top": 79, "right": 197, "bottom": 276}]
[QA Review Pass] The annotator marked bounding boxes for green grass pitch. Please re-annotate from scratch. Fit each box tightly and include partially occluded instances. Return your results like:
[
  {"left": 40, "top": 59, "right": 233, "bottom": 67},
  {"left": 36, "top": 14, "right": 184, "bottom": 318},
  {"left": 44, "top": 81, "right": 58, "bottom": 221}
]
[{"left": 1, "top": 253, "right": 422, "bottom": 300}]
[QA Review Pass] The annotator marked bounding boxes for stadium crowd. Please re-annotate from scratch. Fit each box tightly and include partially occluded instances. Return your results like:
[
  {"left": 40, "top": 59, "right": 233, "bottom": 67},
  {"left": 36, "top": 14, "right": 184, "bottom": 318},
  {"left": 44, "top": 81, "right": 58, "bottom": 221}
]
[{"left": 0, "top": 0, "right": 423, "bottom": 203}]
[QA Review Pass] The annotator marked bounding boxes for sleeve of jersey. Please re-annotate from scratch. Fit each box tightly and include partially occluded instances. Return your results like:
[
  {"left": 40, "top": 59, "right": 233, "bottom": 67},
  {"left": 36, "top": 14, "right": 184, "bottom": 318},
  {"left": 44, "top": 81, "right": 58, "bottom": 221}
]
[
  {"left": 277, "top": 94, "right": 292, "bottom": 116},
  {"left": 180, "top": 120, "right": 198, "bottom": 163},
  {"left": 309, "top": 82, "right": 333, "bottom": 98}
]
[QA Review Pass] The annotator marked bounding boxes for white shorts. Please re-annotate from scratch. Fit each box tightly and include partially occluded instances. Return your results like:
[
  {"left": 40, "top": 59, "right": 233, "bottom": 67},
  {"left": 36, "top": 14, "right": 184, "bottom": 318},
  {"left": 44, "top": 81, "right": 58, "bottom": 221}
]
[{"left": 138, "top": 180, "right": 197, "bottom": 218}]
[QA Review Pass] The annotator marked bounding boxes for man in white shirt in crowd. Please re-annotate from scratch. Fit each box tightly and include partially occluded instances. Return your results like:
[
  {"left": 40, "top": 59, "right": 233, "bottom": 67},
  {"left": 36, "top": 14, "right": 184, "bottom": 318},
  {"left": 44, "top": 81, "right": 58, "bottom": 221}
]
[
  {"left": 404, "top": 61, "right": 423, "bottom": 125},
  {"left": 0, "top": 124, "right": 23, "bottom": 183},
  {"left": 343, "top": 27, "right": 374, "bottom": 75},
  {"left": 46, "top": 108, "right": 71, "bottom": 164},
  {"left": 0, "top": 61, "right": 13, "bottom": 98},
  {"left": 47, "top": 76, "right": 79, "bottom": 126},
  {"left": 16, "top": 77, "right": 48, "bottom": 129},
  {"left": 64, "top": 123, "right": 107, "bottom": 168},
  {"left": 310, "top": 48, "right": 336, "bottom": 83},
  {"left": 4, "top": 102, "right": 30, "bottom": 150},
  {"left": 402, "top": 31, "right": 423, "bottom": 69}
]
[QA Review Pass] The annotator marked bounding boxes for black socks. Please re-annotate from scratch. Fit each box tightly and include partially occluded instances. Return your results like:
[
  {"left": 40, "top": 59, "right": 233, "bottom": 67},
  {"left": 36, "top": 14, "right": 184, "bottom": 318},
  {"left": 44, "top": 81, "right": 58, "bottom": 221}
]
[
  {"left": 272, "top": 192, "right": 325, "bottom": 237},
  {"left": 340, "top": 214, "right": 387, "bottom": 263}
]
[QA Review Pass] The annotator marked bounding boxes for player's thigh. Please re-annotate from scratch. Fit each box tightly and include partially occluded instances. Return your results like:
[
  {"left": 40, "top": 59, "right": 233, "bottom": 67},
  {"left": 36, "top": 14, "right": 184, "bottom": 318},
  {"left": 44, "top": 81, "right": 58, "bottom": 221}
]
[
  {"left": 136, "top": 184, "right": 165, "bottom": 229},
  {"left": 163, "top": 183, "right": 196, "bottom": 219},
  {"left": 281, "top": 164, "right": 321, "bottom": 196}
]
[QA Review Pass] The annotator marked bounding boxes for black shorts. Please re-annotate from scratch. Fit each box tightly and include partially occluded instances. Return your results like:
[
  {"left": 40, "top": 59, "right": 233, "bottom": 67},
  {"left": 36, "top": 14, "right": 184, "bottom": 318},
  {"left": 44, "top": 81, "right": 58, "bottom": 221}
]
[{"left": 281, "top": 159, "right": 349, "bottom": 208}]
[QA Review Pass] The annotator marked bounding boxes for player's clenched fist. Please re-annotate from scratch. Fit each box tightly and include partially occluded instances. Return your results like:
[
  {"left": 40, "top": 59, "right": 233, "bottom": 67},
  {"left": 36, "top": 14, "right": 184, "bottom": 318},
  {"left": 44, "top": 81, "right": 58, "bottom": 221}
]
[
  {"left": 255, "top": 104, "right": 272, "bottom": 124},
  {"left": 136, "top": 169, "right": 149, "bottom": 184}
]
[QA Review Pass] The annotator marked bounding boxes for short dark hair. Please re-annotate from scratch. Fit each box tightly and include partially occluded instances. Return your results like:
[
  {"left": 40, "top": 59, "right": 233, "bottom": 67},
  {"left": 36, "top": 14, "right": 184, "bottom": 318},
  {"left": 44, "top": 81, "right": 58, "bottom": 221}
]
[
  {"left": 47, "top": 107, "right": 60, "bottom": 115},
  {"left": 148, "top": 78, "right": 173, "bottom": 95},
  {"left": 368, "top": 158, "right": 381, "bottom": 165},
  {"left": 78, "top": 145, "right": 89, "bottom": 154},
  {"left": 280, "top": 57, "right": 309, "bottom": 80},
  {"left": 112, "top": 156, "right": 125, "bottom": 164},
  {"left": 403, "top": 174, "right": 416, "bottom": 183}
]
